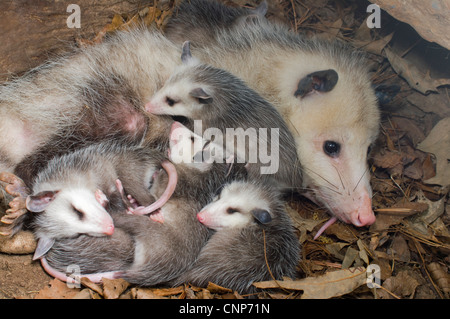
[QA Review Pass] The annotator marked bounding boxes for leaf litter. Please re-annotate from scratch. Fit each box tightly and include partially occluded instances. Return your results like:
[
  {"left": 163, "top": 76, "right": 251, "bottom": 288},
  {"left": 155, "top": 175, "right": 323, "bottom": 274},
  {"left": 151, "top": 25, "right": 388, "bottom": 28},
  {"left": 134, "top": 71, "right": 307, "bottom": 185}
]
[{"left": 0, "top": 0, "right": 449, "bottom": 299}]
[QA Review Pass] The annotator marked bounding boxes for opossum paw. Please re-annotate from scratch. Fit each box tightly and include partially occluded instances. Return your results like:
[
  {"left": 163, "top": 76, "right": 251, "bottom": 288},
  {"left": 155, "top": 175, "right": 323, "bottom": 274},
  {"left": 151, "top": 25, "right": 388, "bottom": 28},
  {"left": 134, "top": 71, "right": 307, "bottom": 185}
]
[
  {"left": 95, "top": 189, "right": 109, "bottom": 207},
  {"left": 149, "top": 209, "right": 164, "bottom": 224},
  {"left": 0, "top": 172, "right": 30, "bottom": 197}
]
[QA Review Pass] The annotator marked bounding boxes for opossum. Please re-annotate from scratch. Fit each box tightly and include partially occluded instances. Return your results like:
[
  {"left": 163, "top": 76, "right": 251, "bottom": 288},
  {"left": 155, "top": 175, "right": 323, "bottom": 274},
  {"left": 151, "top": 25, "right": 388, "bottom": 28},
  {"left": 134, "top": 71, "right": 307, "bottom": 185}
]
[
  {"left": 164, "top": 0, "right": 267, "bottom": 46},
  {"left": 0, "top": 28, "right": 180, "bottom": 175},
  {"left": 171, "top": 180, "right": 300, "bottom": 293},
  {"left": 42, "top": 125, "right": 245, "bottom": 285},
  {"left": 146, "top": 42, "right": 301, "bottom": 190},
  {"left": 164, "top": 0, "right": 380, "bottom": 230},
  {"left": 27, "top": 141, "right": 177, "bottom": 260}
]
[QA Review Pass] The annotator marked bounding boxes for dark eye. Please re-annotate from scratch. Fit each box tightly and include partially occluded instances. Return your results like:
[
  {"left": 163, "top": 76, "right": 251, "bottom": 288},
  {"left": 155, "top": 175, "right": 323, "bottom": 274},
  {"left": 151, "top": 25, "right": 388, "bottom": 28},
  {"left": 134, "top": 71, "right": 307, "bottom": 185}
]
[
  {"left": 367, "top": 146, "right": 372, "bottom": 157},
  {"left": 166, "top": 97, "right": 177, "bottom": 107},
  {"left": 323, "top": 140, "right": 341, "bottom": 157},
  {"left": 72, "top": 206, "right": 85, "bottom": 220},
  {"left": 227, "top": 207, "right": 239, "bottom": 214}
]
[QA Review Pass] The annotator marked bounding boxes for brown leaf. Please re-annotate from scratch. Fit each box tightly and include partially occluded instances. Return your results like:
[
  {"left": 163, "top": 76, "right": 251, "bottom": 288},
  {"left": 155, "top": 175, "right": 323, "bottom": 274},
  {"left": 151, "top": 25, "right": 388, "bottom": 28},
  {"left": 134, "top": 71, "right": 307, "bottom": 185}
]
[
  {"left": 379, "top": 271, "right": 419, "bottom": 299},
  {"left": 34, "top": 279, "right": 80, "bottom": 299},
  {"left": 385, "top": 48, "right": 450, "bottom": 94},
  {"left": 372, "top": 150, "right": 403, "bottom": 169},
  {"left": 253, "top": 267, "right": 367, "bottom": 299},
  {"left": 417, "top": 117, "right": 450, "bottom": 187},
  {"left": 206, "top": 282, "right": 233, "bottom": 294},
  {"left": 102, "top": 278, "right": 130, "bottom": 299}
]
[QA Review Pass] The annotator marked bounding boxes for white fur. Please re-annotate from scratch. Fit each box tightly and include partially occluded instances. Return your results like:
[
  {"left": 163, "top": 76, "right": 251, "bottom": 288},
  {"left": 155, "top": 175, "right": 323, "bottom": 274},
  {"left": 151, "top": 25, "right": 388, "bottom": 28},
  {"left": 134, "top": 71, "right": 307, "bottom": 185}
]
[
  {"left": 198, "top": 181, "right": 271, "bottom": 230},
  {"left": 34, "top": 188, "right": 114, "bottom": 240}
]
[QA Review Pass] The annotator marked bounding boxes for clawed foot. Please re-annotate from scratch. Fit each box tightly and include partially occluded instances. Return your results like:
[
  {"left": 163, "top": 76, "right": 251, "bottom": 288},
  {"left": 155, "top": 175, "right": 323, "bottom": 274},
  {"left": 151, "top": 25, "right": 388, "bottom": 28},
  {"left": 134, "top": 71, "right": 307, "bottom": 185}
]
[{"left": 0, "top": 172, "right": 30, "bottom": 236}]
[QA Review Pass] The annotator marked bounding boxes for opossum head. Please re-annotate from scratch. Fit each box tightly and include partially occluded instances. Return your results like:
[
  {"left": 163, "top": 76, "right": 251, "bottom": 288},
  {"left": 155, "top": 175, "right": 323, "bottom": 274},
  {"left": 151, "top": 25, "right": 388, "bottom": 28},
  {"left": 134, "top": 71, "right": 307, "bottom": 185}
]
[
  {"left": 28, "top": 188, "right": 115, "bottom": 239},
  {"left": 145, "top": 42, "right": 216, "bottom": 119},
  {"left": 168, "top": 121, "right": 234, "bottom": 170},
  {"left": 197, "top": 181, "right": 273, "bottom": 230},
  {"left": 277, "top": 50, "right": 380, "bottom": 227}
]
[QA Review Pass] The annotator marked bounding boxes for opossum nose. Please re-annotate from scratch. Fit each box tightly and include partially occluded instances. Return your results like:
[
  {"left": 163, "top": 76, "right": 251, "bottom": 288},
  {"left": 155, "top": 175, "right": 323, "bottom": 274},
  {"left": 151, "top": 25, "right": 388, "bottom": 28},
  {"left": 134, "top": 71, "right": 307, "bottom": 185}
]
[
  {"left": 352, "top": 194, "right": 376, "bottom": 227},
  {"left": 103, "top": 223, "right": 115, "bottom": 235},
  {"left": 197, "top": 211, "right": 205, "bottom": 223}
]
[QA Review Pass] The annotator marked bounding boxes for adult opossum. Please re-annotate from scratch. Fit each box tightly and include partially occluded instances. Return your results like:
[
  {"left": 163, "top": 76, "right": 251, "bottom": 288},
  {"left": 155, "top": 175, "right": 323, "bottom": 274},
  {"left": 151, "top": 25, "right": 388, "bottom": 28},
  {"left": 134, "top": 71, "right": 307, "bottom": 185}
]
[
  {"left": 164, "top": 0, "right": 380, "bottom": 230},
  {"left": 171, "top": 179, "right": 300, "bottom": 293},
  {"left": 25, "top": 141, "right": 177, "bottom": 260},
  {"left": 0, "top": 28, "right": 180, "bottom": 175},
  {"left": 146, "top": 42, "right": 301, "bottom": 190},
  {"left": 42, "top": 125, "right": 245, "bottom": 285}
]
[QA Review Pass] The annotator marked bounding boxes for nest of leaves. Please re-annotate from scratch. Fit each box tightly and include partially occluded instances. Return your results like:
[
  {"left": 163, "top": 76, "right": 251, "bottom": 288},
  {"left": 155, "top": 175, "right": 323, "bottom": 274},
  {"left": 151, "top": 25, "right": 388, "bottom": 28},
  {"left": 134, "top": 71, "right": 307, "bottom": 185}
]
[{"left": 1, "top": 0, "right": 449, "bottom": 299}]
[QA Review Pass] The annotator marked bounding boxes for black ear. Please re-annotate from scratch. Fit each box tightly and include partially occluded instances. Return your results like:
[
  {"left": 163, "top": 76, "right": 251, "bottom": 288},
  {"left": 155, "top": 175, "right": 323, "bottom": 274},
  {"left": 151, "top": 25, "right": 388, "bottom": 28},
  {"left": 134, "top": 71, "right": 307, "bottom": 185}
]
[
  {"left": 181, "top": 41, "right": 192, "bottom": 64},
  {"left": 26, "top": 190, "right": 59, "bottom": 213},
  {"left": 189, "top": 87, "right": 213, "bottom": 104},
  {"left": 294, "top": 69, "right": 339, "bottom": 98},
  {"left": 251, "top": 209, "right": 272, "bottom": 224}
]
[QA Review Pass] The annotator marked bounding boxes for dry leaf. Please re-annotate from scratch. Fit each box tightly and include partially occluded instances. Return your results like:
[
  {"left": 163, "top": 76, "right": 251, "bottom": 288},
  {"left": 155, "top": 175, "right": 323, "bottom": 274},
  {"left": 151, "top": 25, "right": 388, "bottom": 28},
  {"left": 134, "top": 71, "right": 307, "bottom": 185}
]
[
  {"left": 206, "top": 282, "right": 233, "bottom": 294},
  {"left": 254, "top": 267, "right": 367, "bottom": 299},
  {"left": 34, "top": 279, "right": 80, "bottom": 299},
  {"left": 379, "top": 271, "right": 419, "bottom": 299},
  {"left": 385, "top": 48, "right": 450, "bottom": 94},
  {"left": 102, "top": 278, "right": 130, "bottom": 299},
  {"left": 417, "top": 117, "right": 450, "bottom": 187},
  {"left": 372, "top": 150, "right": 403, "bottom": 169}
]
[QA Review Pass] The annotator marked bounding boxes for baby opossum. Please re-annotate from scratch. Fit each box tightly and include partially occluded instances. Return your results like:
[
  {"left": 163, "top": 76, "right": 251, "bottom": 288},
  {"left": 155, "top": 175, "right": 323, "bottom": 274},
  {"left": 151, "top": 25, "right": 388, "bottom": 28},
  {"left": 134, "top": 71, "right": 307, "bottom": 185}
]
[
  {"left": 164, "top": 0, "right": 267, "bottom": 46},
  {"left": 171, "top": 180, "right": 300, "bottom": 294},
  {"left": 0, "top": 28, "right": 180, "bottom": 174},
  {"left": 42, "top": 125, "right": 246, "bottom": 286},
  {"left": 164, "top": 0, "right": 380, "bottom": 230},
  {"left": 146, "top": 42, "right": 301, "bottom": 190},
  {"left": 27, "top": 141, "right": 177, "bottom": 260}
]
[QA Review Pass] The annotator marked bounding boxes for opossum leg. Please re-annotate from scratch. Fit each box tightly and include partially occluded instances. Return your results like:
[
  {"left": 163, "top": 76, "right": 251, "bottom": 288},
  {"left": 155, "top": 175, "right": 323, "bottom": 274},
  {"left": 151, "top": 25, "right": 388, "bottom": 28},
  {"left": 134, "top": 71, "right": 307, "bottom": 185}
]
[
  {"left": 95, "top": 189, "right": 109, "bottom": 208},
  {"left": 114, "top": 179, "right": 138, "bottom": 213},
  {"left": 130, "top": 161, "right": 178, "bottom": 216},
  {"left": 40, "top": 257, "right": 120, "bottom": 284},
  {"left": 33, "top": 236, "right": 56, "bottom": 260},
  {"left": 313, "top": 216, "right": 337, "bottom": 240}
]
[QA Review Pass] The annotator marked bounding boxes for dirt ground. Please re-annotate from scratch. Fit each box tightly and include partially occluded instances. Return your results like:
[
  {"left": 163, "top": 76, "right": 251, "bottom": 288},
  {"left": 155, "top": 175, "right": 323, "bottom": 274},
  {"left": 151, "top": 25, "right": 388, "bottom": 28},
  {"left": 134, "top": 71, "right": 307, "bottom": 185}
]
[{"left": 0, "top": 0, "right": 449, "bottom": 299}]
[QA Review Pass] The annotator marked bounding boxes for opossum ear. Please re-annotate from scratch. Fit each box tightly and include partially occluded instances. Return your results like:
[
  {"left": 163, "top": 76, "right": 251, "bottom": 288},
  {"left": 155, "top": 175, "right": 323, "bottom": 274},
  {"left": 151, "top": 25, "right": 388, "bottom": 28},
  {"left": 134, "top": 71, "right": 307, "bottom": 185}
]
[
  {"left": 181, "top": 41, "right": 192, "bottom": 64},
  {"left": 33, "top": 235, "right": 55, "bottom": 260},
  {"left": 294, "top": 69, "right": 339, "bottom": 98},
  {"left": 251, "top": 209, "right": 272, "bottom": 224},
  {"left": 190, "top": 88, "right": 213, "bottom": 104},
  {"left": 26, "top": 190, "right": 59, "bottom": 213}
]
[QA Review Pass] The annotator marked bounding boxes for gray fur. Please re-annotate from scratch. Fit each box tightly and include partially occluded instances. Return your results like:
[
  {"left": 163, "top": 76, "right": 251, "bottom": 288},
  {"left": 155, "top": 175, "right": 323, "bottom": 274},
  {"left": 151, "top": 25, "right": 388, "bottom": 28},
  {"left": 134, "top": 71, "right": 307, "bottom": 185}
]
[
  {"left": 164, "top": 0, "right": 267, "bottom": 47},
  {"left": 148, "top": 52, "right": 302, "bottom": 190},
  {"left": 0, "top": 28, "right": 180, "bottom": 174},
  {"left": 44, "top": 154, "right": 245, "bottom": 286},
  {"left": 171, "top": 180, "right": 300, "bottom": 293},
  {"left": 31, "top": 141, "right": 166, "bottom": 241}
]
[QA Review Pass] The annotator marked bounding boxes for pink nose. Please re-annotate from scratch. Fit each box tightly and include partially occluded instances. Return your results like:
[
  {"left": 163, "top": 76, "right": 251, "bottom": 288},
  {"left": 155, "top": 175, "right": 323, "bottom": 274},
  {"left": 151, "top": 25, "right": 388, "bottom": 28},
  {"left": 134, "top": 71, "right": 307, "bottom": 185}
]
[
  {"left": 197, "top": 211, "right": 205, "bottom": 223},
  {"left": 104, "top": 223, "right": 115, "bottom": 235},
  {"left": 352, "top": 194, "right": 376, "bottom": 227}
]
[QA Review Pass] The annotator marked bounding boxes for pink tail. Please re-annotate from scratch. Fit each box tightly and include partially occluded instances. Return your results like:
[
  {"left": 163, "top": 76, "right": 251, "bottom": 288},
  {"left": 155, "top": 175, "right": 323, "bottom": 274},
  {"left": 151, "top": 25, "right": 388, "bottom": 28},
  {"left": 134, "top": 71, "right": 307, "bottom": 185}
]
[
  {"left": 40, "top": 257, "right": 121, "bottom": 284},
  {"left": 313, "top": 216, "right": 337, "bottom": 240},
  {"left": 131, "top": 160, "right": 178, "bottom": 216}
]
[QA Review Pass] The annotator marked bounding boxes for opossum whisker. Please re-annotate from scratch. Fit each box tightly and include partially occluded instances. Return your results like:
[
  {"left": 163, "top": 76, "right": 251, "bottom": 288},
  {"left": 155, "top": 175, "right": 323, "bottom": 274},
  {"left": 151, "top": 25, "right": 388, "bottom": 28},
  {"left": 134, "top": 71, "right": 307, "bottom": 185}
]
[
  {"left": 302, "top": 166, "right": 339, "bottom": 191},
  {"left": 333, "top": 164, "right": 345, "bottom": 191},
  {"left": 352, "top": 165, "right": 370, "bottom": 193}
]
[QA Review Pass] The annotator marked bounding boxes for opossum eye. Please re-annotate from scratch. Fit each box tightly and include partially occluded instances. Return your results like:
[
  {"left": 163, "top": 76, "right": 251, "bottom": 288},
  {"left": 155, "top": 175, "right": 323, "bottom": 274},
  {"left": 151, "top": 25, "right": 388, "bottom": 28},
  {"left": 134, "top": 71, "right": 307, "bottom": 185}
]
[
  {"left": 367, "top": 145, "right": 372, "bottom": 157},
  {"left": 227, "top": 207, "right": 239, "bottom": 214},
  {"left": 72, "top": 206, "right": 85, "bottom": 220},
  {"left": 166, "top": 97, "right": 177, "bottom": 107},
  {"left": 323, "top": 140, "right": 341, "bottom": 157}
]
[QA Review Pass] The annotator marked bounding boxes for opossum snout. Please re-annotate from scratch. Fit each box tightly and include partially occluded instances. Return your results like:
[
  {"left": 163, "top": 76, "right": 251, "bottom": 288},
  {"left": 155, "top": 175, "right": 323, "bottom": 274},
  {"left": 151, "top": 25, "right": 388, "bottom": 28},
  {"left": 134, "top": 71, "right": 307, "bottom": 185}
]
[
  {"left": 197, "top": 211, "right": 206, "bottom": 223},
  {"left": 144, "top": 100, "right": 162, "bottom": 114},
  {"left": 103, "top": 222, "right": 115, "bottom": 236},
  {"left": 350, "top": 193, "right": 376, "bottom": 227}
]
